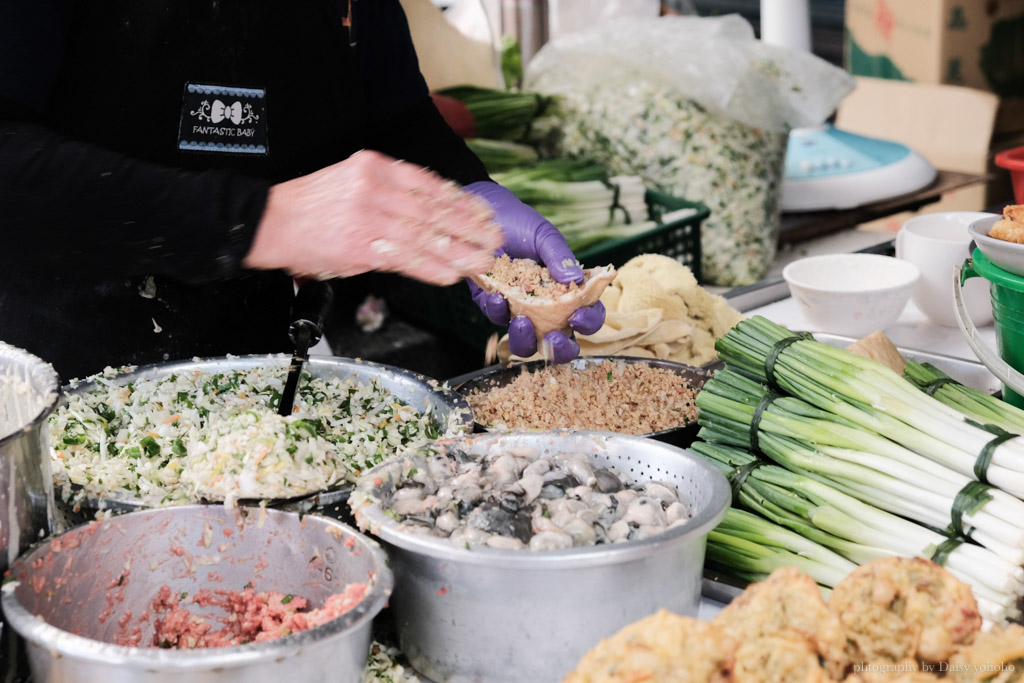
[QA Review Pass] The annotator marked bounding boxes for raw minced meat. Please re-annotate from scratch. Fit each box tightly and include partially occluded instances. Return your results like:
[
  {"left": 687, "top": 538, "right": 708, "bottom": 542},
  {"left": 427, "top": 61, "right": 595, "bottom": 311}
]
[
  {"left": 465, "top": 359, "right": 698, "bottom": 435},
  {"left": 484, "top": 254, "right": 579, "bottom": 298},
  {"left": 134, "top": 583, "right": 367, "bottom": 649}
]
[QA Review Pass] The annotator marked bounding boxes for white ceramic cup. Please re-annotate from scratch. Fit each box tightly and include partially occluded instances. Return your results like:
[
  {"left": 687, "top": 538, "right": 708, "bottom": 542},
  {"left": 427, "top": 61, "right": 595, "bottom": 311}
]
[{"left": 895, "top": 211, "right": 995, "bottom": 327}]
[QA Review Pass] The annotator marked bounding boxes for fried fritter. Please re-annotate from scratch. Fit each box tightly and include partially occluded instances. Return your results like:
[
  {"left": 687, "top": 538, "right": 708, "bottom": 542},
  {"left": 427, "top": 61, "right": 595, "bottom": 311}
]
[
  {"left": 947, "top": 624, "right": 1024, "bottom": 682},
  {"left": 564, "top": 609, "right": 735, "bottom": 683},
  {"left": 988, "top": 205, "right": 1024, "bottom": 244},
  {"left": 733, "top": 635, "right": 835, "bottom": 683},
  {"left": 829, "top": 557, "right": 981, "bottom": 666},
  {"left": 713, "top": 567, "right": 848, "bottom": 679}
]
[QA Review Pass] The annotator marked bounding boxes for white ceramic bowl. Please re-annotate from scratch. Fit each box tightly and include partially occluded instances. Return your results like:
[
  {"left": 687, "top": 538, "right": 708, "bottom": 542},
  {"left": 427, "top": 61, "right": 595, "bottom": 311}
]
[
  {"left": 783, "top": 253, "right": 920, "bottom": 337},
  {"left": 968, "top": 215, "right": 1024, "bottom": 278}
]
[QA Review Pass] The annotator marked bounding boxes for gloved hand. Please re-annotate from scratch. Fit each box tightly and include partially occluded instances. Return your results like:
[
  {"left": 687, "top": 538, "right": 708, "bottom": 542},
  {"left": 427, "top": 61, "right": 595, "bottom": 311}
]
[
  {"left": 245, "top": 150, "right": 504, "bottom": 285},
  {"left": 465, "top": 181, "right": 606, "bottom": 363}
]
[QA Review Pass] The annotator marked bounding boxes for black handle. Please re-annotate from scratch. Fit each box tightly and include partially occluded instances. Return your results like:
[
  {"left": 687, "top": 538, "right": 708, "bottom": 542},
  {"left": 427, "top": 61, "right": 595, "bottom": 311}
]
[
  {"left": 278, "top": 280, "right": 335, "bottom": 417},
  {"left": 289, "top": 280, "right": 335, "bottom": 348}
]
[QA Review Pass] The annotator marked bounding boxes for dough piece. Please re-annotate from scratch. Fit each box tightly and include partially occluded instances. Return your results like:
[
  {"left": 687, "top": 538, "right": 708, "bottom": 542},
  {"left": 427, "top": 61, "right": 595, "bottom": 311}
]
[{"left": 471, "top": 256, "right": 616, "bottom": 346}]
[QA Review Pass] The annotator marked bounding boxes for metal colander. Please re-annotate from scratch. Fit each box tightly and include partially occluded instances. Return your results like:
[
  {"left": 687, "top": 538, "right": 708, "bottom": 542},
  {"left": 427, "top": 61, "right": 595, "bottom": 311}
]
[{"left": 350, "top": 430, "right": 731, "bottom": 683}]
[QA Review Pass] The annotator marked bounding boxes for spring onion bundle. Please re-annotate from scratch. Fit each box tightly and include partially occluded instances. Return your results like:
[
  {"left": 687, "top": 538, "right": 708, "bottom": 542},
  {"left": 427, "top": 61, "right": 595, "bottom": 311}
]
[
  {"left": 464, "top": 139, "right": 539, "bottom": 172},
  {"left": 715, "top": 317, "right": 1024, "bottom": 497},
  {"left": 694, "top": 315, "right": 1024, "bottom": 624},
  {"left": 436, "top": 85, "right": 551, "bottom": 141},
  {"left": 692, "top": 441, "right": 1021, "bottom": 624},
  {"left": 708, "top": 508, "right": 856, "bottom": 590},
  {"left": 697, "top": 367, "right": 1024, "bottom": 565},
  {"left": 905, "top": 361, "right": 1024, "bottom": 435},
  {"left": 489, "top": 160, "right": 695, "bottom": 252}
]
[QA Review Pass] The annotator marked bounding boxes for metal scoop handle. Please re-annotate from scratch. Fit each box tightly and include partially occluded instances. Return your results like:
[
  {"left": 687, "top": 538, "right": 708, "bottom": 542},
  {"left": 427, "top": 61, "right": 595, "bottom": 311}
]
[{"left": 279, "top": 280, "right": 334, "bottom": 416}]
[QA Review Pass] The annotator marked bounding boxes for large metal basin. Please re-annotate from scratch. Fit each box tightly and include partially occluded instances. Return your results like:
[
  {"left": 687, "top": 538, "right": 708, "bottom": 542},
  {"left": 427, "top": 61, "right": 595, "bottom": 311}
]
[
  {"left": 2, "top": 505, "right": 392, "bottom": 683},
  {"left": 351, "top": 431, "right": 731, "bottom": 683},
  {"left": 53, "top": 354, "right": 473, "bottom": 523}
]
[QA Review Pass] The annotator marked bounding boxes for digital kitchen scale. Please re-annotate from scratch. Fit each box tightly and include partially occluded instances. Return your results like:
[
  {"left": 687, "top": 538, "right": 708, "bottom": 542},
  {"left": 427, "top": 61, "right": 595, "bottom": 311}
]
[{"left": 781, "top": 124, "right": 938, "bottom": 212}]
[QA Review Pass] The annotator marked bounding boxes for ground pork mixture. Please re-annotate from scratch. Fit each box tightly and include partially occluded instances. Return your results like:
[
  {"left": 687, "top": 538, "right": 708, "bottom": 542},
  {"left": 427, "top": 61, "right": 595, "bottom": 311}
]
[
  {"left": 485, "top": 254, "right": 579, "bottom": 299},
  {"left": 139, "top": 583, "right": 367, "bottom": 649},
  {"left": 465, "top": 359, "right": 699, "bottom": 434}
]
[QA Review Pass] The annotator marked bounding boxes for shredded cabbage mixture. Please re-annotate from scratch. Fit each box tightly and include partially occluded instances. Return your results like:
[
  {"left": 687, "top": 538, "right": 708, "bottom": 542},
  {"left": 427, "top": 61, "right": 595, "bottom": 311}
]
[{"left": 49, "top": 365, "right": 441, "bottom": 507}]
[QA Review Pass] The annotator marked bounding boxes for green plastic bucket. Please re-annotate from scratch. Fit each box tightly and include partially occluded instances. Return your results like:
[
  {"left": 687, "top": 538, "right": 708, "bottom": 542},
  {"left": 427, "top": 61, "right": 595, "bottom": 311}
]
[{"left": 957, "top": 249, "right": 1024, "bottom": 408}]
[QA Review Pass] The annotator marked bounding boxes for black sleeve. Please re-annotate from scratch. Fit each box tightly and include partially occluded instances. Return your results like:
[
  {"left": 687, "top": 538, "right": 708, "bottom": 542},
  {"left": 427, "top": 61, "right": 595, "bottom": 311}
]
[
  {"left": 354, "top": 0, "right": 490, "bottom": 186},
  {"left": 0, "top": 1, "right": 270, "bottom": 283}
]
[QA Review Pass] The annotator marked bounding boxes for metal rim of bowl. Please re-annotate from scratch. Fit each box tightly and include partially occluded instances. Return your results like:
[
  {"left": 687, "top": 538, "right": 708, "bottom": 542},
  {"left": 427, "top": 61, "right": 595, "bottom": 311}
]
[
  {"left": 53, "top": 354, "right": 473, "bottom": 513},
  {"left": 0, "top": 342, "right": 60, "bottom": 450},
  {"left": 352, "top": 430, "right": 732, "bottom": 570},
  {"left": 451, "top": 356, "right": 709, "bottom": 440},
  {"left": 1, "top": 505, "right": 393, "bottom": 670}
]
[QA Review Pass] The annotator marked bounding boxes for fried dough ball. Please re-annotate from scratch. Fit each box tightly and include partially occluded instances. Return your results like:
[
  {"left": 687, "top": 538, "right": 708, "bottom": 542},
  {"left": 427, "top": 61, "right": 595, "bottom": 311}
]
[
  {"left": 830, "top": 557, "right": 981, "bottom": 666},
  {"left": 713, "top": 567, "right": 847, "bottom": 679},
  {"left": 564, "top": 609, "right": 735, "bottom": 683},
  {"left": 733, "top": 635, "right": 835, "bottom": 683},
  {"left": 947, "top": 624, "right": 1024, "bottom": 682}
]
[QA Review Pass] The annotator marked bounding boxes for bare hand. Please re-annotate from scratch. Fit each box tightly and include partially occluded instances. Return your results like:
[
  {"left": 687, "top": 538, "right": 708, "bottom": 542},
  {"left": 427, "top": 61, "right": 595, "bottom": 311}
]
[{"left": 244, "top": 150, "right": 504, "bottom": 285}]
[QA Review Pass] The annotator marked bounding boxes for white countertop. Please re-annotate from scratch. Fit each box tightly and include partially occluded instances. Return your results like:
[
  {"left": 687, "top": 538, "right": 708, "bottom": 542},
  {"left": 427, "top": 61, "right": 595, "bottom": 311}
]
[{"left": 747, "top": 296, "right": 997, "bottom": 362}]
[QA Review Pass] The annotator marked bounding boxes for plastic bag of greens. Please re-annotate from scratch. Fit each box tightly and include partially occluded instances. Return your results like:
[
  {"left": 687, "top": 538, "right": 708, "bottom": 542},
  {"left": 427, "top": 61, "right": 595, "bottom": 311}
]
[{"left": 525, "top": 14, "right": 855, "bottom": 286}]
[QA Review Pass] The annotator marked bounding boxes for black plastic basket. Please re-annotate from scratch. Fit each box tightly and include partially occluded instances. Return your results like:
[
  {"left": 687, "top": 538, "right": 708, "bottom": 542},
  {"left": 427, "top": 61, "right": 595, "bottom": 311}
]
[{"left": 386, "top": 190, "right": 709, "bottom": 354}]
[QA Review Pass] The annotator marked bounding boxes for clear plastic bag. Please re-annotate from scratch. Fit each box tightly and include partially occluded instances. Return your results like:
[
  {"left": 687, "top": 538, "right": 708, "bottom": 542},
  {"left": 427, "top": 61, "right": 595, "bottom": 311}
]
[{"left": 525, "top": 15, "right": 855, "bottom": 286}]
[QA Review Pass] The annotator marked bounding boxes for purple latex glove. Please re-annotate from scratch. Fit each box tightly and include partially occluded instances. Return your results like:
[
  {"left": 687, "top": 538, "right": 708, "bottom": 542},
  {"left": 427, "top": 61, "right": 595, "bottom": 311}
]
[{"left": 464, "top": 181, "right": 606, "bottom": 363}]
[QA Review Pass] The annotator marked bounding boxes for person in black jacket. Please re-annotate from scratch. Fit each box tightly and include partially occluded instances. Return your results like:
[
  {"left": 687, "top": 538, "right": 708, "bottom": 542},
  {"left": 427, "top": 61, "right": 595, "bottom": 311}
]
[{"left": 0, "top": 0, "right": 604, "bottom": 381}]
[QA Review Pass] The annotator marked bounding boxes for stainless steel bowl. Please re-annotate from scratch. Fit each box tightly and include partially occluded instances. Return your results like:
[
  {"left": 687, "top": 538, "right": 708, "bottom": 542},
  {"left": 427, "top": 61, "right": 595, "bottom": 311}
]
[
  {"left": 451, "top": 356, "right": 710, "bottom": 449},
  {"left": 0, "top": 342, "right": 59, "bottom": 573},
  {"left": 350, "top": 431, "right": 731, "bottom": 683},
  {"left": 2, "top": 505, "right": 392, "bottom": 683},
  {"left": 54, "top": 354, "right": 473, "bottom": 525}
]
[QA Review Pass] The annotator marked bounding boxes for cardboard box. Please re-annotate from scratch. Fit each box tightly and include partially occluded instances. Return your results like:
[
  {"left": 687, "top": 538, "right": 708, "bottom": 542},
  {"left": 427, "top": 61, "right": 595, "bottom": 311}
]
[
  {"left": 835, "top": 77, "right": 1019, "bottom": 221},
  {"left": 845, "top": 0, "right": 1024, "bottom": 131}
]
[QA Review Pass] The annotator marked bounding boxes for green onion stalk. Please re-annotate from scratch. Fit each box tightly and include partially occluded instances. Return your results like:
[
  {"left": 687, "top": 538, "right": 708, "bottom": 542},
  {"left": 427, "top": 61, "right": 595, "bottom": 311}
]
[
  {"left": 715, "top": 317, "right": 1024, "bottom": 497},
  {"left": 708, "top": 508, "right": 857, "bottom": 589},
  {"left": 691, "top": 441, "right": 1021, "bottom": 624},
  {"left": 904, "top": 361, "right": 1024, "bottom": 434},
  {"left": 696, "top": 368, "right": 1024, "bottom": 565}
]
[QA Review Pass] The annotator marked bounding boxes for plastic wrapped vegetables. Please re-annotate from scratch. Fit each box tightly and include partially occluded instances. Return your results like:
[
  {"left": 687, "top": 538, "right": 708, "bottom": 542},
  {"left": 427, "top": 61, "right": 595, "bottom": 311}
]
[
  {"left": 552, "top": 80, "right": 787, "bottom": 285},
  {"left": 525, "top": 15, "right": 854, "bottom": 286}
]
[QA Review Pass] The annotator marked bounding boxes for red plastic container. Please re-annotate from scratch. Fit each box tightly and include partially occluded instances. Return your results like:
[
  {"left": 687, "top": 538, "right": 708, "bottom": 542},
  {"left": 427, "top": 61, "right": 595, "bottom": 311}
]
[{"left": 996, "top": 146, "right": 1024, "bottom": 204}]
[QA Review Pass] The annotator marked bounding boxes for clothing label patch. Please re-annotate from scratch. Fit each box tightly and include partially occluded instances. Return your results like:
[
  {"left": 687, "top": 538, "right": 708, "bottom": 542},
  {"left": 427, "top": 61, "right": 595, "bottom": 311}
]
[{"left": 178, "top": 83, "right": 268, "bottom": 155}]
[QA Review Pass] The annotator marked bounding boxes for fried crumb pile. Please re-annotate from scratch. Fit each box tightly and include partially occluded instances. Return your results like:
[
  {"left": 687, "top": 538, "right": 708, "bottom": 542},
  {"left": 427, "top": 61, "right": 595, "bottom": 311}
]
[
  {"left": 563, "top": 557, "right": 1018, "bottom": 683},
  {"left": 466, "top": 359, "right": 699, "bottom": 435}
]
